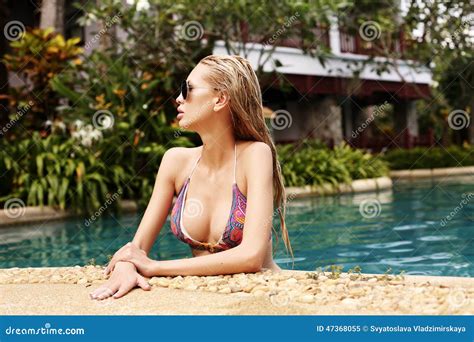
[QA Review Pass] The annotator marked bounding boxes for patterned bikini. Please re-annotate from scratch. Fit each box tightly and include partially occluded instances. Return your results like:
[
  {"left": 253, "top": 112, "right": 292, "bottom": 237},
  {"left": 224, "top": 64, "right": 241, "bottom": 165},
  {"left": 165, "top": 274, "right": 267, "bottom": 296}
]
[{"left": 170, "top": 143, "right": 248, "bottom": 253}]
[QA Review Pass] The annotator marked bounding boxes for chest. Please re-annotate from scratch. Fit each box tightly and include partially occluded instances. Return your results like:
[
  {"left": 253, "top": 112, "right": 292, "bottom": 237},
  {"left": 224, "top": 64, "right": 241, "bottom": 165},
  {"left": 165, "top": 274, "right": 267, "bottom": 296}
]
[{"left": 177, "top": 173, "right": 247, "bottom": 244}]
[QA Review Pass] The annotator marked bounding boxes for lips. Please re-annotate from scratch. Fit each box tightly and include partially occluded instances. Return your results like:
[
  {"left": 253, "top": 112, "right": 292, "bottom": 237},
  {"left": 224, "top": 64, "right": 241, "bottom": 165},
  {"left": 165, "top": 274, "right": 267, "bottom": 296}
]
[{"left": 177, "top": 108, "right": 184, "bottom": 120}]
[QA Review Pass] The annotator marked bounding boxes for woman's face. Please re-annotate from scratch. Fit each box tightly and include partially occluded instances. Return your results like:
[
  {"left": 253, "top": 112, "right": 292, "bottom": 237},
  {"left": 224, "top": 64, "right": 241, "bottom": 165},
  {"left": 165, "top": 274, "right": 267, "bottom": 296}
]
[{"left": 175, "top": 63, "right": 218, "bottom": 129}]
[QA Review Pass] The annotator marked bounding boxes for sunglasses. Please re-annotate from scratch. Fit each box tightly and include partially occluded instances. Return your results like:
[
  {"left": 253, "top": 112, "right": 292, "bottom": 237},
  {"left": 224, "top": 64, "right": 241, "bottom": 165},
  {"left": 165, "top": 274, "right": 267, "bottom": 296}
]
[{"left": 179, "top": 80, "right": 219, "bottom": 100}]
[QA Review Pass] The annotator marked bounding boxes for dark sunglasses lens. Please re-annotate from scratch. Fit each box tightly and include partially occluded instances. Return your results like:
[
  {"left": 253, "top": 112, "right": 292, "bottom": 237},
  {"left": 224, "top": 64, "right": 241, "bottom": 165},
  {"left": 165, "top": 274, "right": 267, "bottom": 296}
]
[{"left": 181, "top": 81, "right": 187, "bottom": 99}]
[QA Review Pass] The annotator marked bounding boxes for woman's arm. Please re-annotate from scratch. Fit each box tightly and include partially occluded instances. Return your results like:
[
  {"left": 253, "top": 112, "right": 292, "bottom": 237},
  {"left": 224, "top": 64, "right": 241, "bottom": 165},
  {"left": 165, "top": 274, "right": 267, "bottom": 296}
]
[
  {"left": 130, "top": 148, "right": 180, "bottom": 254},
  {"left": 107, "top": 142, "right": 275, "bottom": 277}
]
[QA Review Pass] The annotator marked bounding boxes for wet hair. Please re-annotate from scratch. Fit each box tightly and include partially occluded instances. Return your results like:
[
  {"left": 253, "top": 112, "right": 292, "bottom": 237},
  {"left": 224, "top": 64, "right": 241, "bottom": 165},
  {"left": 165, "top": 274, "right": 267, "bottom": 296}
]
[{"left": 198, "top": 54, "right": 294, "bottom": 261}]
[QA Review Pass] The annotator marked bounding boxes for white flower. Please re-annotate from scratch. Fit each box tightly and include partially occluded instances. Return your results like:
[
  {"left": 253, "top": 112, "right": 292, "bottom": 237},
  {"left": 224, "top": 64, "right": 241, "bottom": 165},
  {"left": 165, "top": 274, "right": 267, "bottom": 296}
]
[
  {"left": 70, "top": 122, "right": 104, "bottom": 147},
  {"left": 82, "top": 137, "right": 92, "bottom": 147},
  {"left": 74, "top": 119, "right": 84, "bottom": 129}
]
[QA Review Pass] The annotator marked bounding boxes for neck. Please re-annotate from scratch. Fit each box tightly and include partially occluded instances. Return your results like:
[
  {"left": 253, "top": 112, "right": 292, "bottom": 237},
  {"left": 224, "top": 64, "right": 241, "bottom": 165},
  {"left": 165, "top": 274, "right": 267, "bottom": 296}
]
[{"left": 198, "top": 133, "right": 235, "bottom": 174}]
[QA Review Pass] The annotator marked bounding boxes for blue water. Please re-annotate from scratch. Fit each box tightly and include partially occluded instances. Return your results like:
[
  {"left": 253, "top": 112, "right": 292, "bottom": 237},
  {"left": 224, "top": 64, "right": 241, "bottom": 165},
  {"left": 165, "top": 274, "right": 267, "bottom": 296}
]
[{"left": 1, "top": 176, "right": 473, "bottom": 277}]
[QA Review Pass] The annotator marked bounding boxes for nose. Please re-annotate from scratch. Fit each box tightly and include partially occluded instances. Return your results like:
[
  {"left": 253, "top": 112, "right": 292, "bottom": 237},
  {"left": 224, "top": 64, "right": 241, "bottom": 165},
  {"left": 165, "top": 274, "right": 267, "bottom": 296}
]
[{"left": 176, "top": 92, "right": 184, "bottom": 104}]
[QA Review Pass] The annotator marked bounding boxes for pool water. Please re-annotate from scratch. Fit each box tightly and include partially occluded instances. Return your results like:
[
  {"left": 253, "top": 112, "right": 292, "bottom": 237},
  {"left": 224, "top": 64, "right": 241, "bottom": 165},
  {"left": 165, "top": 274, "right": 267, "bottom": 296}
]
[{"left": 1, "top": 176, "right": 473, "bottom": 277}]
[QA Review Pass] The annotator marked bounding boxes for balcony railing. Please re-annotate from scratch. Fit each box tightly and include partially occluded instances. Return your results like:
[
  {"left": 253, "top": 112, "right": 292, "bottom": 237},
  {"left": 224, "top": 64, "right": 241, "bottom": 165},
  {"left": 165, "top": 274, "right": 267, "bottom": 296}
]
[
  {"left": 210, "top": 21, "right": 411, "bottom": 58},
  {"left": 348, "top": 128, "right": 436, "bottom": 151},
  {"left": 339, "top": 29, "right": 408, "bottom": 56},
  {"left": 278, "top": 26, "right": 330, "bottom": 49}
]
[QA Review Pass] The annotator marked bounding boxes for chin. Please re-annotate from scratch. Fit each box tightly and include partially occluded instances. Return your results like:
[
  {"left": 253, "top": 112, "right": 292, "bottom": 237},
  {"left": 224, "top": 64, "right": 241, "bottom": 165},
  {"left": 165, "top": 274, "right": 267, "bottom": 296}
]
[{"left": 178, "top": 118, "right": 192, "bottom": 129}]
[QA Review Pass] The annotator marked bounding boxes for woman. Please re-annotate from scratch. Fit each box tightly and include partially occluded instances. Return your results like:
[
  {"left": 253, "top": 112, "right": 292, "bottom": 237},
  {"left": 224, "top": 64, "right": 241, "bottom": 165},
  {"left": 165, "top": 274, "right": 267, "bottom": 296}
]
[{"left": 90, "top": 55, "right": 293, "bottom": 300}]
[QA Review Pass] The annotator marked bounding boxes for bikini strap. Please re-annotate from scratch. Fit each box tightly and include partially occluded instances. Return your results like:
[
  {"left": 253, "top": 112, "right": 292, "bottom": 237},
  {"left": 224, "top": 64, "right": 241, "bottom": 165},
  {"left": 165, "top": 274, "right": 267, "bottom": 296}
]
[
  {"left": 233, "top": 143, "right": 237, "bottom": 184},
  {"left": 188, "top": 149, "right": 202, "bottom": 179}
]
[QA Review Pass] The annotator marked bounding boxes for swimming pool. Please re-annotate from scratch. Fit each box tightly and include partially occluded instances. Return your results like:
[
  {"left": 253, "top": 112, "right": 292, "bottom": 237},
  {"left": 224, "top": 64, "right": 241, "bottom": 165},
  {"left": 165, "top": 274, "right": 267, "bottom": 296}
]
[{"left": 1, "top": 176, "right": 473, "bottom": 277}]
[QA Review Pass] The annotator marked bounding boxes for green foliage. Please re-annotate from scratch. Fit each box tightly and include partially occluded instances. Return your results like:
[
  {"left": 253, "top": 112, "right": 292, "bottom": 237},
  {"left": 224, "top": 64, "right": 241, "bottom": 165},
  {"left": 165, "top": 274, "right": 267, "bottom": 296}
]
[
  {"left": 77, "top": 0, "right": 341, "bottom": 94},
  {"left": 439, "top": 54, "right": 474, "bottom": 112},
  {"left": 277, "top": 139, "right": 389, "bottom": 187},
  {"left": 382, "top": 145, "right": 474, "bottom": 170},
  {"left": 2, "top": 28, "right": 83, "bottom": 130},
  {"left": 0, "top": 132, "right": 130, "bottom": 213},
  {"left": 50, "top": 50, "right": 194, "bottom": 205},
  {"left": 1, "top": 25, "right": 195, "bottom": 214},
  {"left": 51, "top": 51, "right": 178, "bottom": 141}
]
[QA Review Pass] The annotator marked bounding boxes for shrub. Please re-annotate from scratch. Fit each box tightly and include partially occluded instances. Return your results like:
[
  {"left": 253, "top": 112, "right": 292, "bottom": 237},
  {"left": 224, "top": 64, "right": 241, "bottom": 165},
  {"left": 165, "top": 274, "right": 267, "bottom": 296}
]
[
  {"left": 2, "top": 28, "right": 83, "bottom": 132},
  {"left": 0, "top": 132, "right": 129, "bottom": 213},
  {"left": 382, "top": 145, "right": 474, "bottom": 169},
  {"left": 277, "top": 139, "right": 389, "bottom": 187}
]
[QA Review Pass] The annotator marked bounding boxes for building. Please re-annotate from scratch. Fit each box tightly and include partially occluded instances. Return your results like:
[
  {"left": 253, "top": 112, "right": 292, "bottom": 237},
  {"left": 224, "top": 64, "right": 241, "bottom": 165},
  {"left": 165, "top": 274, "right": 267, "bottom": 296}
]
[
  {"left": 213, "top": 18, "right": 433, "bottom": 150},
  {"left": 1, "top": 2, "right": 432, "bottom": 150}
]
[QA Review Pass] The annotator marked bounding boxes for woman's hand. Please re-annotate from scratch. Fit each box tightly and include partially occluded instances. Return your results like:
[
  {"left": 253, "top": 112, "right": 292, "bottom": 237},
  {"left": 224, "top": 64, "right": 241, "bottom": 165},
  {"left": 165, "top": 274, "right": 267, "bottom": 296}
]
[
  {"left": 90, "top": 261, "right": 151, "bottom": 300},
  {"left": 104, "top": 242, "right": 155, "bottom": 277}
]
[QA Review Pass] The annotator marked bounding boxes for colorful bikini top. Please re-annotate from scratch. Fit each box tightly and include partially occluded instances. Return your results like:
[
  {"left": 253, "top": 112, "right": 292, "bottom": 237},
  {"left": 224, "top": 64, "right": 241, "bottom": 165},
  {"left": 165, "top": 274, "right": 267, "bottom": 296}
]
[{"left": 170, "top": 144, "right": 247, "bottom": 253}]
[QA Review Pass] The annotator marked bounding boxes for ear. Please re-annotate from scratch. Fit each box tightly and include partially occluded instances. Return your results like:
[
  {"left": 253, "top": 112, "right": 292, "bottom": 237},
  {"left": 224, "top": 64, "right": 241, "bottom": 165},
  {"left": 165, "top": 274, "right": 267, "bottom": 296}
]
[{"left": 213, "top": 90, "right": 230, "bottom": 112}]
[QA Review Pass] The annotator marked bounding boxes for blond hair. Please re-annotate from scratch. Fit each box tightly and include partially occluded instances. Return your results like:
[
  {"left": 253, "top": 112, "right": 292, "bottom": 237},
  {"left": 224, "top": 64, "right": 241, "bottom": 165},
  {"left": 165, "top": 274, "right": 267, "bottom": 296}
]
[{"left": 198, "top": 54, "right": 294, "bottom": 261}]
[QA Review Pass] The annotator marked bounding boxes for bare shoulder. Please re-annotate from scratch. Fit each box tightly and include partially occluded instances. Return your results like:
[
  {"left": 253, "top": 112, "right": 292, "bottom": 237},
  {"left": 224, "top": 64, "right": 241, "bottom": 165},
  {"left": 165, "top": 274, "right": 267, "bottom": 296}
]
[
  {"left": 161, "top": 146, "right": 201, "bottom": 191},
  {"left": 240, "top": 141, "right": 272, "bottom": 160},
  {"left": 163, "top": 145, "right": 202, "bottom": 163},
  {"left": 239, "top": 141, "right": 273, "bottom": 173}
]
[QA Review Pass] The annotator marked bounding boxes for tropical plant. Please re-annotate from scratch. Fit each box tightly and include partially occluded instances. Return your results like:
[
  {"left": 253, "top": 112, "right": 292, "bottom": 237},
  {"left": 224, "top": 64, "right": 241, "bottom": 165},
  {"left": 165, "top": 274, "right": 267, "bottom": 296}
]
[
  {"left": 382, "top": 145, "right": 474, "bottom": 170},
  {"left": 2, "top": 28, "right": 83, "bottom": 131},
  {"left": 0, "top": 132, "right": 129, "bottom": 213},
  {"left": 277, "top": 139, "right": 389, "bottom": 187},
  {"left": 50, "top": 50, "right": 194, "bottom": 203}
]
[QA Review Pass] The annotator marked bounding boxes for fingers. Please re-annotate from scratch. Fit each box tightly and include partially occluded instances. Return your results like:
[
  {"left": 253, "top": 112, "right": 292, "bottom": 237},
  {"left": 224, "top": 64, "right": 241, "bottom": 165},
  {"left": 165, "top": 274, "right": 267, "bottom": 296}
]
[
  {"left": 111, "top": 276, "right": 150, "bottom": 299},
  {"left": 137, "top": 276, "right": 151, "bottom": 291},
  {"left": 113, "top": 282, "right": 135, "bottom": 299},
  {"left": 90, "top": 284, "right": 119, "bottom": 300},
  {"left": 90, "top": 285, "right": 107, "bottom": 299},
  {"left": 96, "top": 287, "right": 115, "bottom": 300}
]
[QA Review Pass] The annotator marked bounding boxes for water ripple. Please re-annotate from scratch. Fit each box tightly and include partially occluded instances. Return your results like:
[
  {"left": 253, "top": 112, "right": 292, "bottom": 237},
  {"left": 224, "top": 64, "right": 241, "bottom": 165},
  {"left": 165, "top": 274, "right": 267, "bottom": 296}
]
[{"left": 365, "top": 241, "right": 413, "bottom": 249}]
